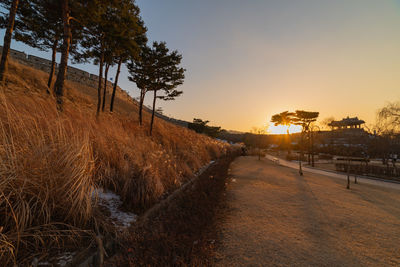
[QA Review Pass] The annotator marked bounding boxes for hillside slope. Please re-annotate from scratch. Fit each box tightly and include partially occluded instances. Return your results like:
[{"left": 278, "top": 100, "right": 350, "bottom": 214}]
[{"left": 0, "top": 60, "right": 231, "bottom": 265}]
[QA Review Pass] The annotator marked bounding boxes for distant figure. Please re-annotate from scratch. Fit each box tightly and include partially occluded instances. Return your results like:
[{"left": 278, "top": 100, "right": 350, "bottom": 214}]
[{"left": 241, "top": 146, "right": 247, "bottom": 156}]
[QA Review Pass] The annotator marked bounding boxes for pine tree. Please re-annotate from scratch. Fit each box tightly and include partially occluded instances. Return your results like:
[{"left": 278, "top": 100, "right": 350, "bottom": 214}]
[
  {"left": 53, "top": 0, "right": 72, "bottom": 109},
  {"left": 0, "top": 0, "right": 19, "bottom": 82},
  {"left": 109, "top": 13, "right": 146, "bottom": 113},
  {"left": 102, "top": 49, "right": 113, "bottom": 112},
  {"left": 73, "top": 0, "right": 107, "bottom": 115},
  {"left": 11, "top": 0, "right": 81, "bottom": 89},
  {"left": 292, "top": 110, "right": 319, "bottom": 175},
  {"left": 75, "top": 0, "right": 144, "bottom": 116},
  {"left": 128, "top": 41, "right": 185, "bottom": 133},
  {"left": 127, "top": 44, "right": 155, "bottom": 125},
  {"left": 271, "top": 111, "right": 295, "bottom": 155},
  {"left": 149, "top": 42, "right": 185, "bottom": 135}
]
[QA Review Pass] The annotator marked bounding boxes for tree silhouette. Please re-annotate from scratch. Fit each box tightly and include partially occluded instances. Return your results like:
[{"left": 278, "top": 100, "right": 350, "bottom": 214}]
[
  {"left": 0, "top": 0, "right": 19, "bottom": 82},
  {"left": 53, "top": 0, "right": 72, "bottom": 109},
  {"left": 292, "top": 110, "right": 319, "bottom": 174},
  {"left": 127, "top": 44, "right": 155, "bottom": 125},
  {"left": 292, "top": 110, "right": 319, "bottom": 132},
  {"left": 250, "top": 126, "right": 267, "bottom": 160},
  {"left": 271, "top": 111, "right": 295, "bottom": 155},
  {"left": 101, "top": 49, "right": 113, "bottom": 112},
  {"left": 74, "top": 0, "right": 121, "bottom": 116},
  {"left": 377, "top": 101, "right": 400, "bottom": 133},
  {"left": 271, "top": 111, "right": 295, "bottom": 134},
  {"left": 109, "top": 6, "right": 146, "bottom": 113},
  {"left": 8, "top": 0, "right": 63, "bottom": 89},
  {"left": 148, "top": 42, "right": 185, "bottom": 135},
  {"left": 75, "top": 0, "right": 144, "bottom": 116},
  {"left": 128, "top": 41, "right": 185, "bottom": 132},
  {"left": 188, "top": 118, "right": 221, "bottom": 138}
]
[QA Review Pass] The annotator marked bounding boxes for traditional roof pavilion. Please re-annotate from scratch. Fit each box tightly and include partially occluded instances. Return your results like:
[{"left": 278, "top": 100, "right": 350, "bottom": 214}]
[{"left": 328, "top": 116, "right": 365, "bottom": 130}]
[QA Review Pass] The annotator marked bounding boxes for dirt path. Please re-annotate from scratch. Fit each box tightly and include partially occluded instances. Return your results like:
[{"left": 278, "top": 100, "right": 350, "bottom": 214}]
[{"left": 214, "top": 156, "right": 400, "bottom": 266}]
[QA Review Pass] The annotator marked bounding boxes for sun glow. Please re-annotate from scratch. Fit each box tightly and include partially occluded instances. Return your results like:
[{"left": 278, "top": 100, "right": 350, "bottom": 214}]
[{"left": 268, "top": 124, "right": 302, "bottom": 135}]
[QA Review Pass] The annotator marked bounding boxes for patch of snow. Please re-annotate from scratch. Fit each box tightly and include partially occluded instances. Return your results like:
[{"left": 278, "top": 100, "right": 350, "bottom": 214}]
[
  {"left": 93, "top": 188, "right": 137, "bottom": 228},
  {"left": 38, "top": 263, "right": 51, "bottom": 266},
  {"left": 35, "top": 252, "right": 75, "bottom": 267},
  {"left": 57, "top": 252, "right": 75, "bottom": 267}
]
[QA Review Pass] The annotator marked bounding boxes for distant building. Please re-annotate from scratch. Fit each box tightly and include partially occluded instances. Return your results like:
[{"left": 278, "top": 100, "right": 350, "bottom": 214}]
[
  {"left": 328, "top": 117, "right": 365, "bottom": 130},
  {"left": 318, "top": 116, "right": 369, "bottom": 152}
]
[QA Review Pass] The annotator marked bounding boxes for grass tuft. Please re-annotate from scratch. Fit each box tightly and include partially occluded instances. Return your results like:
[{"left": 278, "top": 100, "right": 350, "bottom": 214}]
[{"left": 0, "top": 60, "right": 230, "bottom": 264}]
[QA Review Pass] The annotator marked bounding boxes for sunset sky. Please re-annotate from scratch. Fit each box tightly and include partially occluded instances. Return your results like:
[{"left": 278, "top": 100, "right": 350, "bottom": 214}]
[{"left": 2, "top": 0, "right": 400, "bottom": 133}]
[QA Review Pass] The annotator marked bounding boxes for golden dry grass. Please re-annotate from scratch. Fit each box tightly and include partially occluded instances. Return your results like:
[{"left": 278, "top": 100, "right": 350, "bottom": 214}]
[{"left": 0, "top": 60, "right": 230, "bottom": 264}]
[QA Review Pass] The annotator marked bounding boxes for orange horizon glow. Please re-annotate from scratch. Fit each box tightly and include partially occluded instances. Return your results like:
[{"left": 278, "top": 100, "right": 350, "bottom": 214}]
[
  {"left": 7, "top": 1, "right": 399, "bottom": 133},
  {"left": 136, "top": 1, "right": 400, "bottom": 133},
  {"left": 268, "top": 124, "right": 302, "bottom": 135}
]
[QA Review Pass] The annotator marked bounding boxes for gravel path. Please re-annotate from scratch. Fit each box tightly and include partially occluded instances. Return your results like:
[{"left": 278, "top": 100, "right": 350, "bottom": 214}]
[{"left": 214, "top": 156, "right": 400, "bottom": 266}]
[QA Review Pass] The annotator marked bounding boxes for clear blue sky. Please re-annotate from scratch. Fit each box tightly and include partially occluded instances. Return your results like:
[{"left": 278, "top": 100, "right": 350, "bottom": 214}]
[{"left": 1, "top": 0, "right": 400, "bottom": 132}]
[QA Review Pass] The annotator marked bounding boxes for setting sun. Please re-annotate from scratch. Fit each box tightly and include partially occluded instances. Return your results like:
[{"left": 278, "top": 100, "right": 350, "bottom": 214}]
[
  {"left": 268, "top": 124, "right": 302, "bottom": 135},
  {"left": 1, "top": 0, "right": 400, "bottom": 265}
]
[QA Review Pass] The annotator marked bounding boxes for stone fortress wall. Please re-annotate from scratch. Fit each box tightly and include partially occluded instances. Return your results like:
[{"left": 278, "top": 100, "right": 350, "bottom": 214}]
[
  {"left": 0, "top": 46, "right": 189, "bottom": 128},
  {"left": 0, "top": 45, "right": 132, "bottom": 101}
]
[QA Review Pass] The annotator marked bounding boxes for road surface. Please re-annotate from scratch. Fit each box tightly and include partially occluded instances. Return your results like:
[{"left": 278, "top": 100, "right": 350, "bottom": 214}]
[{"left": 214, "top": 156, "right": 400, "bottom": 266}]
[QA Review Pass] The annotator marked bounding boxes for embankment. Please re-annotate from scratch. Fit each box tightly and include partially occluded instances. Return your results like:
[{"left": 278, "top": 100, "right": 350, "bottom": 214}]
[
  {"left": 107, "top": 151, "right": 239, "bottom": 266},
  {"left": 0, "top": 60, "right": 231, "bottom": 265}
]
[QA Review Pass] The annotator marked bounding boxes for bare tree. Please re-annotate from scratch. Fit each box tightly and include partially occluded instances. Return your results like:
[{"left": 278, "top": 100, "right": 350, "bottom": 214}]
[
  {"left": 378, "top": 101, "right": 400, "bottom": 133},
  {"left": 250, "top": 126, "right": 267, "bottom": 160},
  {"left": 319, "top": 116, "right": 335, "bottom": 131}
]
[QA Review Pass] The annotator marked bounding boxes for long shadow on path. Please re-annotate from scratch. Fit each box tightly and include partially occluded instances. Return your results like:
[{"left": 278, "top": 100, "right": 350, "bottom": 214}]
[{"left": 214, "top": 156, "right": 400, "bottom": 266}]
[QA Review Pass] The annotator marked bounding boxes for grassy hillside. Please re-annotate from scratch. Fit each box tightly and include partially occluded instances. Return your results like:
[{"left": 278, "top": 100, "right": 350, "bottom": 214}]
[{"left": 0, "top": 60, "right": 231, "bottom": 265}]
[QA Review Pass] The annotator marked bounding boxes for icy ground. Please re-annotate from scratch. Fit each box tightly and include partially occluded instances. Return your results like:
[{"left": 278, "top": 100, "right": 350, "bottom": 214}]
[{"left": 94, "top": 188, "right": 137, "bottom": 228}]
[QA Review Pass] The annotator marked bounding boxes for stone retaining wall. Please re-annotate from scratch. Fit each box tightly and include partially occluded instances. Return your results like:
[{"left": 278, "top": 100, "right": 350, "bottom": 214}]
[
  {"left": 0, "top": 45, "right": 190, "bottom": 128},
  {"left": 0, "top": 45, "right": 116, "bottom": 89}
]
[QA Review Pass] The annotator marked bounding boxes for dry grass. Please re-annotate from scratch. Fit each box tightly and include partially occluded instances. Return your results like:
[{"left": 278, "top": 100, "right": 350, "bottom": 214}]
[
  {"left": 108, "top": 152, "right": 239, "bottom": 266},
  {"left": 0, "top": 60, "right": 230, "bottom": 264}
]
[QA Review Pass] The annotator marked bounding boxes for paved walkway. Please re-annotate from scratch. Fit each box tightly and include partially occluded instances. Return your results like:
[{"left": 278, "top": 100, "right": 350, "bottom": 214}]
[
  {"left": 265, "top": 154, "right": 400, "bottom": 190},
  {"left": 215, "top": 156, "right": 400, "bottom": 266}
]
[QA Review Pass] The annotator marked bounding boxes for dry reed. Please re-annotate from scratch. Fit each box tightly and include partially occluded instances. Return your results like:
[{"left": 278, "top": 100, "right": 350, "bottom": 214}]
[{"left": 0, "top": 60, "right": 230, "bottom": 264}]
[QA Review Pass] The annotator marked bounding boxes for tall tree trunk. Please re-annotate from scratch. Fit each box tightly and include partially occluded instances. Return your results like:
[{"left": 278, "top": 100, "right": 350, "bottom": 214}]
[
  {"left": 97, "top": 45, "right": 104, "bottom": 117},
  {"left": 102, "top": 62, "right": 109, "bottom": 112},
  {"left": 311, "top": 132, "right": 315, "bottom": 167},
  {"left": 110, "top": 56, "right": 122, "bottom": 112},
  {"left": 139, "top": 89, "right": 145, "bottom": 126},
  {"left": 299, "top": 131, "right": 303, "bottom": 176},
  {"left": 47, "top": 35, "right": 59, "bottom": 90},
  {"left": 286, "top": 128, "right": 291, "bottom": 156},
  {"left": 54, "top": 0, "right": 71, "bottom": 110},
  {"left": 0, "top": 0, "right": 19, "bottom": 82},
  {"left": 347, "top": 159, "right": 350, "bottom": 189},
  {"left": 308, "top": 131, "right": 311, "bottom": 165},
  {"left": 149, "top": 90, "right": 157, "bottom": 135}
]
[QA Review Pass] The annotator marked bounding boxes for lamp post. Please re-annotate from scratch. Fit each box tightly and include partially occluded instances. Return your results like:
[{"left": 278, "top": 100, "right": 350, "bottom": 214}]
[
  {"left": 310, "top": 125, "right": 320, "bottom": 167},
  {"left": 299, "top": 131, "right": 303, "bottom": 176}
]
